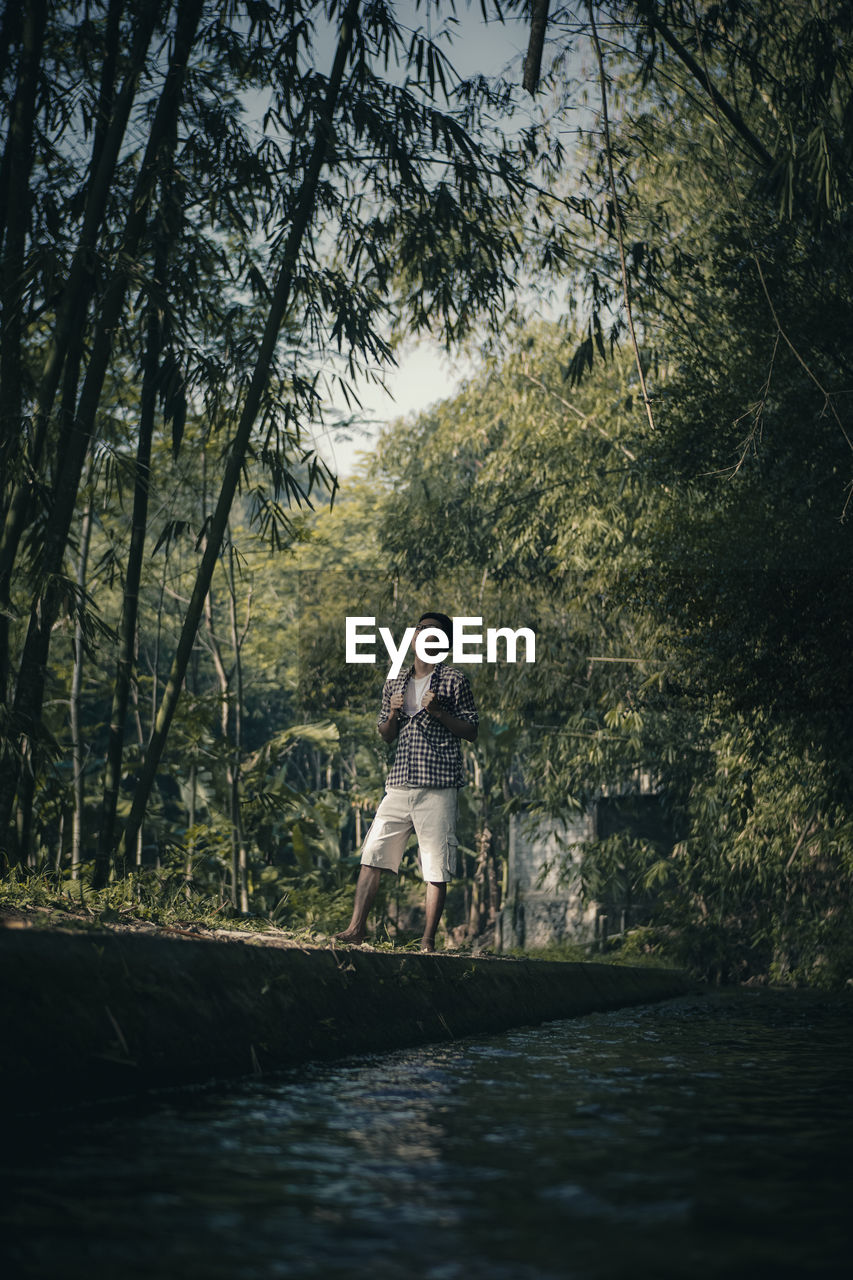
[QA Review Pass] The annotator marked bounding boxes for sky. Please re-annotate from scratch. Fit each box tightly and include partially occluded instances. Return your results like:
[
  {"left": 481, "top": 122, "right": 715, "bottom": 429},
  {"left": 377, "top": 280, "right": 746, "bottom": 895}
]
[
  {"left": 310, "top": 337, "right": 478, "bottom": 477},
  {"left": 309, "top": 1, "right": 535, "bottom": 479}
]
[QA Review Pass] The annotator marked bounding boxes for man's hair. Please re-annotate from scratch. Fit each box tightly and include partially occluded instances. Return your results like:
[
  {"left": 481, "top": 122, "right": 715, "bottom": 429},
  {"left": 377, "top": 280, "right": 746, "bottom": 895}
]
[{"left": 418, "top": 611, "right": 453, "bottom": 646}]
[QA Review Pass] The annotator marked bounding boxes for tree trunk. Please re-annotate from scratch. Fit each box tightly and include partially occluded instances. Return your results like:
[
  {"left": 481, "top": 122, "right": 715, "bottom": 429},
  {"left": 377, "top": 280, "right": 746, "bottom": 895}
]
[
  {"left": 0, "top": 0, "right": 24, "bottom": 118},
  {"left": 118, "top": 0, "right": 362, "bottom": 865},
  {"left": 0, "top": 0, "right": 204, "bottom": 841},
  {"left": 128, "top": 664, "right": 146, "bottom": 876},
  {"left": 15, "top": 743, "right": 35, "bottom": 867},
  {"left": 0, "top": 0, "right": 161, "bottom": 607},
  {"left": 0, "top": 0, "right": 44, "bottom": 269},
  {"left": 199, "top": 526, "right": 250, "bottom": 913},
  {"left": 96, "top": 222, "right": 167, "bottom": 881},
  {"left": 467, "top": 824, "right": 492, "bottom": 938},
  {"left": 185, "top": 755, "right": 197, "bottom": 898},
  {"left": 0, "top": 0, "right": 47, "bottom": 701},
  {"left": 149, "top": 562, "right": 168, "bottom": 739},
  {"left": 226, "top": 541, "right": 250, "bottom": 914},
  {"left": 70, "top": 458, "right": 96, "bottom": 880},
  {"left": 522, "top": 0, "right": 550, "bottom": 96},
  {"left": 55, "top": 805, "right": 67, "bottom": 873},
  {"left": 202, "top": 566, "right": 234, "bottom": 904},
  {"left": 90, "top": 0, "right": 127, "bottom": 191},
  {"left": 0, "top": 0, "right": 46, "bottom": 442}
]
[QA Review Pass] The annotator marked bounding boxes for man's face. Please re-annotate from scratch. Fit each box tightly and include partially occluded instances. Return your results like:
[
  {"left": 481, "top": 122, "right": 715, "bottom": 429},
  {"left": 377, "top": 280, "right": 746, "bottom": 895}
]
[
  {"left": 414, "top": 616, "right": 448, "bottom": 645},
  {"left": 415, "top": 617, "right": 449, "bottom": 648}
]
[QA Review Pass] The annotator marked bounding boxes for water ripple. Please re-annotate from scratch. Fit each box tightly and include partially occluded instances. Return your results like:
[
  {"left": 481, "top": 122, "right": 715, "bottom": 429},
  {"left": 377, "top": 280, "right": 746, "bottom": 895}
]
[{"left": 3, "top": 988, "right": 852, "bottom": 1279}]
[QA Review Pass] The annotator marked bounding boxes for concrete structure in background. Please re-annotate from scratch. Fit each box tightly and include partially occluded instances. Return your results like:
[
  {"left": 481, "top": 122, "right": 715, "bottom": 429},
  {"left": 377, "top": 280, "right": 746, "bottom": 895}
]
[
  {"left": 496, "top": 812, "right": 597, "bottom": 951},
  {"left": 496, "top": 789, "right": 672, "bottom": 951}
]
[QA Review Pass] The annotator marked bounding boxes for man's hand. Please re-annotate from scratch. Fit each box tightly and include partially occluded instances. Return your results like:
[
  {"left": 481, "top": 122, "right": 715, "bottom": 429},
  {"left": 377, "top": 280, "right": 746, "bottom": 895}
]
[
  {"left": 379, "top": 689, "right": 405, "bottom": 743},
  {"left": 421, "top": 689, "right": 443, "bottom": 718},
  {"left": 422, "top": 688, "right": 477, "bottom": 742}
]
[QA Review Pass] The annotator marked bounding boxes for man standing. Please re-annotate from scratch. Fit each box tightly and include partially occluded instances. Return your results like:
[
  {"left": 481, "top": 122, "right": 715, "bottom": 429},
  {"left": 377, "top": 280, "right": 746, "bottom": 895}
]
[{"left": 335, "top": 611, "right": 478, "bottom": 951}]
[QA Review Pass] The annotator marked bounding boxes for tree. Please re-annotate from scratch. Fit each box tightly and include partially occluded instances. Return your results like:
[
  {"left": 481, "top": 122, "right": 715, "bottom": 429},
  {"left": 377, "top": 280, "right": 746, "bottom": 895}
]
[
  {"left": 1, "top": 0, "right": 205, "bottom": 850},
  {"left": 0, "top": 1, "right": 527, "bottom": 876},
  {"left": 367, "top": 277, "right": 853, "bottom": 981},
  {"left": 431, "top": 0, "right": 853, "bottom": 980}
]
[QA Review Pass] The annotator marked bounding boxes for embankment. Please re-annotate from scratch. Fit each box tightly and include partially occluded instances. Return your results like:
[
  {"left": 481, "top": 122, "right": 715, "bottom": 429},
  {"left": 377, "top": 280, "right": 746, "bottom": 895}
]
[{"left": 1, "top": 927, "right": 691, "bottom": 1107}]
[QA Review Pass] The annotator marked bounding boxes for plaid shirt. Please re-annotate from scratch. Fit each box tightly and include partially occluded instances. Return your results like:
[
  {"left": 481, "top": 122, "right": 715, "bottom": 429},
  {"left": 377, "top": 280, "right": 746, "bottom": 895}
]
[{"left": 379, "top": 663, "right": 478, "bottom": 789}]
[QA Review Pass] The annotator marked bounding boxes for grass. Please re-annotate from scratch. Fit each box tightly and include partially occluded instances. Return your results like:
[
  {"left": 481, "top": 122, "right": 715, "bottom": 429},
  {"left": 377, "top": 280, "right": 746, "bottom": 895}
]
[
  {"left": 0, "top": 865, "right": 301, "bottom": 937},
  {"left": 0, "top": 866, "right": 447, "bottom": 952},
  {"left": 510, "top": 927, "right": 683, "bottom": 969},
  {"left": 0, "top": 869, "right": 683, "bottom": 968}
]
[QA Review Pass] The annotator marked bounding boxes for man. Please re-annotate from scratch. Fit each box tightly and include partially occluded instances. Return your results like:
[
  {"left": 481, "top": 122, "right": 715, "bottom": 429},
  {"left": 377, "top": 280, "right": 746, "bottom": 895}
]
[{"left": 335, "top": 611, "right": 478, "bottom": 951}]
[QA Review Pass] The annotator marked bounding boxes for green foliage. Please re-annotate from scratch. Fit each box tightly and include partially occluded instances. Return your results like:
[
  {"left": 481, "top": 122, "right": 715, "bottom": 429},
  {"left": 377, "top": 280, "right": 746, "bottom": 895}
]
[
  {"left": 363, "top": 283, "right": 853, "bottom": 983},
  {"left": 0, "top": 0, "right": 528, "bottom": 870},
  {"left": 0, "top": 865, "right": 252, "bottom": 931},
  {"left": 3, "top": 0, "right": 853, "bottom": 986},
  {"left": 506, "top": 930, "right": 680, "bottom": 970}
]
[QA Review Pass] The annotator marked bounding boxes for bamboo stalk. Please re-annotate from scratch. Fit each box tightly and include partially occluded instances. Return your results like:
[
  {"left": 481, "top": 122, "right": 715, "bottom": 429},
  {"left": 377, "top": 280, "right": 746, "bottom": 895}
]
[{"left": 118, "top": 0, "right": 363, "bottom": 868}]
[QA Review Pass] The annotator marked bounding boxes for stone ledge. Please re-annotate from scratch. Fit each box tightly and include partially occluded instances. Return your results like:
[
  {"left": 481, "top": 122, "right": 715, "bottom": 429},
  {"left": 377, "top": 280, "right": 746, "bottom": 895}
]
[{"left": 1, "top": 928, "right": 691, "bottom": 1109}]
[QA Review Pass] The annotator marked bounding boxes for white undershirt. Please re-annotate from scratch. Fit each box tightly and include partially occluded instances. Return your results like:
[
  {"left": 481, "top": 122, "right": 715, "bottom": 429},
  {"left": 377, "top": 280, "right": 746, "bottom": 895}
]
[{"left": 404, "top": 672, "right": 432, "bottom": 716}]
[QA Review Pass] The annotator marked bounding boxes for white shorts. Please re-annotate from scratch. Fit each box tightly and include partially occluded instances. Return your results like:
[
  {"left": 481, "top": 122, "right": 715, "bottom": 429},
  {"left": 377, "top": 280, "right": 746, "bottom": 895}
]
[{"left": 361, "top": 786, "right": 459, "bottom": 882}]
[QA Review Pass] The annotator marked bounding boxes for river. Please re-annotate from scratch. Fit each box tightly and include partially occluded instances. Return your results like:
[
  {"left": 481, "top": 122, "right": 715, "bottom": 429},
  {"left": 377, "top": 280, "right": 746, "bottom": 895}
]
[{"left": 4, "top": 987, "right": 852, "bottom": 1278}]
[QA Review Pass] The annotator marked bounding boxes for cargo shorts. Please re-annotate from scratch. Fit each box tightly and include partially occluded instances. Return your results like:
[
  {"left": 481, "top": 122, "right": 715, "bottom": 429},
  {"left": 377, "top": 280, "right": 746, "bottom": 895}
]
[{"left": 360, "top": 785, "right": 459, "bottom": 883}]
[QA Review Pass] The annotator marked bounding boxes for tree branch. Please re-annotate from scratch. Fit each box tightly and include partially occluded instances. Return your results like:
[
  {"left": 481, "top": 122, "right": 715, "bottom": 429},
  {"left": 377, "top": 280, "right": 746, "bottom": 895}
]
[
  {"left": 640, "top": 4, "right": 773, "bottom": 170},
  {"left": 588, "top": 1, "right": 656, "bottom": 434}
]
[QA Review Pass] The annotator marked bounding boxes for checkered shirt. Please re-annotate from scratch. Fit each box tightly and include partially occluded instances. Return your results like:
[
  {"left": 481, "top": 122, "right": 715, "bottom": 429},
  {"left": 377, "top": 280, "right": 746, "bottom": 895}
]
[{"left": 379, "top": 663, "right": 478, "bottom": 789}]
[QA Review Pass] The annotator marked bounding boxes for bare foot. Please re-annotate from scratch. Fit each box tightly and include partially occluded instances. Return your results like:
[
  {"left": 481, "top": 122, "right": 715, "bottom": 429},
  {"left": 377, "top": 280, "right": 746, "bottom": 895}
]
[
  {"left": 334, "top": 928, "right": 365, "bottom": 945},
  {"left": 420, "top": 937, "right": 436, "bottom": 953}
]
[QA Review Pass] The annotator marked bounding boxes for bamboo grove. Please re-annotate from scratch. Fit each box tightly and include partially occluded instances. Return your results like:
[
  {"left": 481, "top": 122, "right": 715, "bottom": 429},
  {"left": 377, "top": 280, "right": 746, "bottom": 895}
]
[{"left": 1, "top": 1, "right": 852, "bottom": 984}]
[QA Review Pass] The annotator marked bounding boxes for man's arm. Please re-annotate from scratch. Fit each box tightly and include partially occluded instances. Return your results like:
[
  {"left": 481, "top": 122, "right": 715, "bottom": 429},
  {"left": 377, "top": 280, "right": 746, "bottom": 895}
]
[
  {"left": 378, "top": 688, "right": 404, "bottom": 742},
  {"left": 422, "top": 689, "right": 478, "bottom": 741}
]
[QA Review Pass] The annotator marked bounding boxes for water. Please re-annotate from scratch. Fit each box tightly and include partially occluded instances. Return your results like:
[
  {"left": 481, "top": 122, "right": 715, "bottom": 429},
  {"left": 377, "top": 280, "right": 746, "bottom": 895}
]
[{"left": 4, "top": 988, "right": 852, "bottom": 1279}]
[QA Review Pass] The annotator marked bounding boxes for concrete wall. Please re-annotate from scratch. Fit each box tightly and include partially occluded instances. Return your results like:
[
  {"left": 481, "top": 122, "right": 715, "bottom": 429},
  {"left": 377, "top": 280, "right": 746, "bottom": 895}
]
[
  {"left": 496, "top": 812, "right": 597, "bottom": 950},
  {"left": 1, "top": 928, "right": 690, "bottom": 1109},
  {"left": 495, "top": 795, "right": 674, "bottom": 951}
]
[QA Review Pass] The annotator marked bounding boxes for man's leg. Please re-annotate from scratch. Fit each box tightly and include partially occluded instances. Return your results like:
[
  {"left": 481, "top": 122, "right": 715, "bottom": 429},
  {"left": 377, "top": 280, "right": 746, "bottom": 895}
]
[
  {"left": 421, "top": 881, "right": 447, "bottom": 952},
  {"left": 334, "top": 864, "right": 383, "bottom": 944},
  {"left": 412, "top": 788, "right": 457, "bottom": 952},
  {"left": 336, "top": 789, "right": 411, "bottom": 944}
]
